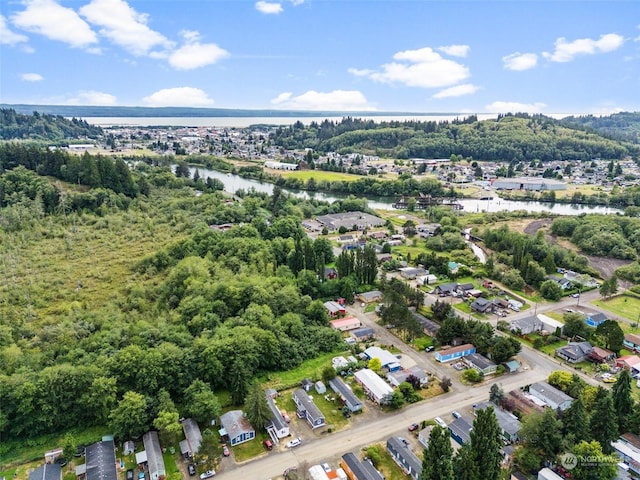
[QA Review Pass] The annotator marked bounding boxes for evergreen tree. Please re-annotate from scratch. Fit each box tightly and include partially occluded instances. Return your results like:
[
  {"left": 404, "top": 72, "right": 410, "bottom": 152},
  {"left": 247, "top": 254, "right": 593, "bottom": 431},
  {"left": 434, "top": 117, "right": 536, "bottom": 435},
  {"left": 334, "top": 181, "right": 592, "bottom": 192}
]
[
  {"left": 612, "top": 369, "right": 634, "bottom": 434},
  {"left": 563, "top": 395, "right": 590, "bottom": 445},
  {"left": 469, "top": 407, "right": 503, "bottom": 480},
  {"left": 589, "top": 387, "right": 618, "bottom": 453},
  {"left": 244, "top": 381, "right": 271, "bottom": 430},
  {"left": 452, "top": 443, "right": 479, "bottom": 480},
  {"left": 421, "top": 426, "right": 454, "bottom": 480},
  {"left": 489, "top": 383, "right": 505, "bottom": 406}
]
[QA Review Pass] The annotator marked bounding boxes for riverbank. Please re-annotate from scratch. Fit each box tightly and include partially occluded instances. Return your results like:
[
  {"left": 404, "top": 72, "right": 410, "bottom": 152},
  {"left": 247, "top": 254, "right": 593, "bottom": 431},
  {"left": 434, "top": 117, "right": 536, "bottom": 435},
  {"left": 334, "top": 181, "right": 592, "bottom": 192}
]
[{"left": 185, "top": 163, "right": 623, "bottom": 215}]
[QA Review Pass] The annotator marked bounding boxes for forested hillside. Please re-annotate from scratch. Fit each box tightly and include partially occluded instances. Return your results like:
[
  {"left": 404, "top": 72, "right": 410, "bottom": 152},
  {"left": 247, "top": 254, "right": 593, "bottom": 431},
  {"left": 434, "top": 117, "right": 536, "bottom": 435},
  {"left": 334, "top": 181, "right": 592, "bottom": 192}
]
[
  {"left": 0, "top": 157, "right": 385, "bottom": 445},
  {"left": 0, "top": 108, "right": 103, "bottom": 141},
  {"left": 271, "top": 114, "right": 639, "bottom": 161},
  {"left": 561, "top": 111, "right": 640, "bottom": 144}
]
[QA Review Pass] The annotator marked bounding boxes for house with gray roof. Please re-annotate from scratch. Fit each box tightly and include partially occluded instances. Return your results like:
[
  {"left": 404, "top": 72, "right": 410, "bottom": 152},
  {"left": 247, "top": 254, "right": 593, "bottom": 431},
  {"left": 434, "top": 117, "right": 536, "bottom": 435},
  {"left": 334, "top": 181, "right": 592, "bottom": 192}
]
[
  {"left": 29, "top": 464, "right": 61, "bottom": 480},
  {"left": 464, "top": 353, "right": 497, "bottom": 376},
  {"left": 510, "top": 316, "right": 543, "bottom": 335},
  {"left": 528, "top": 381, "right": 573, "bottom": 411},
  {"left": 293, "top": 388, "right": 326, "bottom": 429},
  {"left": 387, "top": 366, "right": 428, "bottom": 387},
  {"left": 341, "top": 453, "right": 384, "bottom": 480},
  {"left": 85, "top": 439, "right": 117, "bottom": 480},
  {"left": 412, "top": 312, "right": 440, "bottom": 337},
  {"left": 555, "top": 341, "right": 593, "bottom": 363},
  {"left": 219, "top": 410, "right": 256, "bottom": 446},
  {"left": 179, "top": 418, "right": 202, "bottom": 459},
  {"left": 386, "top": 437, "right": 422, "bottom": 480},
  {"left": 329, "top": 377, "right": 363, "bottom": 413},
  {"left": 266, "top": 394, "right": 289, "bottom": 439},
  {"left": 470, "top": 297, "right": 494, "bottom": 314},
  {"left": 449, "top": 416, "right": 474, "bottom": 445},
  {"left": 474, "top": 403, "right": 521, "bottom": 443},
  {"left": 143, "top": 431, "right": 166, "bottom": 480}
]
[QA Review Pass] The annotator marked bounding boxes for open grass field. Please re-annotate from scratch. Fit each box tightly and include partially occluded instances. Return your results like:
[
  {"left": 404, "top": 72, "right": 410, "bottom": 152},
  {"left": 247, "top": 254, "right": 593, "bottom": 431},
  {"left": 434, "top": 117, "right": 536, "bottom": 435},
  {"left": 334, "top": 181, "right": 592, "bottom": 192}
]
[
  {"left": 274, "top": 170, "right": 364, "bottom": 182},
  {"left": 261, "top": 350, "right": 350, "bottom": 391},
  {"left": 594, "top": 294, "right": 640, "bottom": 322}
]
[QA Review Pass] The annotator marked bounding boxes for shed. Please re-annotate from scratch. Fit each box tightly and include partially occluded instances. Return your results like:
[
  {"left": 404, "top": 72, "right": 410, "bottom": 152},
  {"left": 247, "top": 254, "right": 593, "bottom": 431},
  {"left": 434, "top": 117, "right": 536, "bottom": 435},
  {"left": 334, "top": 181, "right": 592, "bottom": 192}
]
[
  {"left": 504, "top": 360, "right": 520, "bottom": 373},
  {"left": 123, "top": 440, "right": 135, "bottom": 456},
  {"left": 315, "top": 381, "right": 326, "bottom": 394},
  {"left": 350, "top": 327, "right": 375, "bottom": 342}
]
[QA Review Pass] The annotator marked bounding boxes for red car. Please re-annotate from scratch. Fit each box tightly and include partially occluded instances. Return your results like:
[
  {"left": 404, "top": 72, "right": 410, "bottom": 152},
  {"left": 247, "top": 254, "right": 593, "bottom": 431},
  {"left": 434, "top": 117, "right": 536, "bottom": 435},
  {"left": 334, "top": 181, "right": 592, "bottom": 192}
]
[
  {"left": 408, "top": 423, "right": 419, "bottom": 432},
  {"left": 222, "top": 444, "right": 230, "bottom": 457}
]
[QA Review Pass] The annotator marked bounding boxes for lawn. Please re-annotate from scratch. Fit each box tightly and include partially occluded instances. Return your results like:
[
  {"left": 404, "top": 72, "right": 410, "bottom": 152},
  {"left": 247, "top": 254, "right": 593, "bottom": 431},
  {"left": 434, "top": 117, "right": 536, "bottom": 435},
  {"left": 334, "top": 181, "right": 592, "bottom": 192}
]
[
  {"left": 280, "top": 388, "right": 349, "bottom": 432},
  {"left": 261, "top": 350, "right": 350, "bottom": 391},
  {"left": 594, "top": 294, "right": 640, "bottom": 323},
  {"left": 231, "top": 431, "right": 270, "bottom": 463},
  {"left": 276, "top": 170, "right": 363, "bottom": 182},
  {"left": 364, "top": 444, "right": 411, "bottom": 479}
]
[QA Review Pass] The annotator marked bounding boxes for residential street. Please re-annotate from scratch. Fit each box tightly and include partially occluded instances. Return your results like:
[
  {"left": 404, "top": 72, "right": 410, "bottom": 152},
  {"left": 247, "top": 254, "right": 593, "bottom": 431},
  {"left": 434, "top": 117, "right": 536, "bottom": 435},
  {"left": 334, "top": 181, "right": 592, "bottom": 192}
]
[{"left": 218, "top": 295, "right": 605, "bottom": 479}]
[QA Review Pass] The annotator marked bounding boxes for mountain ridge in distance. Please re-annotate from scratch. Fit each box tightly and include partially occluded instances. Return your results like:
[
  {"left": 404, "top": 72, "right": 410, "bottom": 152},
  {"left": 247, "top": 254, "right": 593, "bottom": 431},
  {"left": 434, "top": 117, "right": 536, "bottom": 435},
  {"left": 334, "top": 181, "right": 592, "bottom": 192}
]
[{"left": 0, "top": 104, "right": 464, "bottom": 118}]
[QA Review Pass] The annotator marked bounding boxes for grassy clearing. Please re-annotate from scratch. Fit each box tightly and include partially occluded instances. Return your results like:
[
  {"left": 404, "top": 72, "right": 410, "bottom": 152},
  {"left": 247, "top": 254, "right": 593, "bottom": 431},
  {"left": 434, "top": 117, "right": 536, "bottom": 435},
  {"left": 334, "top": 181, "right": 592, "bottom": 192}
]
[
  {"left": 231, "top": 431, "right": 270, "bottom": 463},
  {"left": 261, "top": 350, "right": 349, "bottom": 391},
  {"left": 276, "top": 170, "right": 363, "bottom": 182},
  {"left": 0, "top": 426, "right": 110, "bottom": 471},
  {"left": 593, "top": 294, "right": 640, "bottom": 322}
]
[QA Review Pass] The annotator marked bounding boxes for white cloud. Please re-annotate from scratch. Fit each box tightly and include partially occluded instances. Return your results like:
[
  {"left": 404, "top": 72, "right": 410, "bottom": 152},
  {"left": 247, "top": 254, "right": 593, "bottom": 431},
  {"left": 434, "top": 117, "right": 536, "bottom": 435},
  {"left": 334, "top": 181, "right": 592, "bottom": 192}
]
[
  {"left": 347, "top": 67, "right": 374, "bottom": 77},
  {"left": 80, "top": 0, "right": 171, "bottom": 56},
  {"left": 432, "top": 84, "right": 479, "bottom": 99},
  {"left": 11, "top": 0, "right": 98, "bottom": 49},
  {"left": 270, "top": 90, "right": 375, "bottom": 111},
  {"left": 66, "top": 91, "right": 117, "bottom": 105},
  {"left": 21, "top": 73, "right": 43, "bottom": 82},
  {"left": 255, "top": 1, "right": 283, "bottom": 14},
  {"left": 168, "top": 31, "right": 229, "bottom": 70},
  {"left": 437, "top": 45, "right": 470, "bottom": 58},
  {"left": 502, "top": 52, "right": 538, "bottom": 71},
  {"left": 542, "top": 33, "right": 624, "bottom": 62},
  {"left": 485, "top": 101, "right": 546, "bottom": 114},
  {"left": 352, "top": 47, "right": 469, "bottom": 88},
  {"left": 0, "top": 14, "right": 29, "bottom": 45},
  {"left": 142, "top": 87, "right": 215, "bottom": 107},
  {"left": 290, "top": 0, "right": 304, "bottom": 5}
]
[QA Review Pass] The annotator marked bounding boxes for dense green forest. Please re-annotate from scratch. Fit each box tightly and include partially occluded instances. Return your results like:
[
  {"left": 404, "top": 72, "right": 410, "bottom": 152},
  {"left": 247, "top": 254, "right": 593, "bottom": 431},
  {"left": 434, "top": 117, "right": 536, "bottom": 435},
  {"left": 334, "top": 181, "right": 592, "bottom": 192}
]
[
  {"left": 0, "top": 152, "right": 402, "bottom": 445},
  {"left": 271, "top": 114, "right": 640, "bottom": 161},
  {"left": 561, "top": 111, "right": 640, "bottom": 144},
  {"left": 0, "top": 108, "right": 103, "bottom": 141}
]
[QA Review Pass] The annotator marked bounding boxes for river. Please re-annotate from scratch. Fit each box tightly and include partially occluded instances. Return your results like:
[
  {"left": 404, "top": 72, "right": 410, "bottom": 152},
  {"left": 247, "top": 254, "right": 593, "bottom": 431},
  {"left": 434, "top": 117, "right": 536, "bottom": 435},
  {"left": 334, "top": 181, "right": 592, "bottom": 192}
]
[{"left": 188, "top": 166, "right": 621, "bottom": 215}]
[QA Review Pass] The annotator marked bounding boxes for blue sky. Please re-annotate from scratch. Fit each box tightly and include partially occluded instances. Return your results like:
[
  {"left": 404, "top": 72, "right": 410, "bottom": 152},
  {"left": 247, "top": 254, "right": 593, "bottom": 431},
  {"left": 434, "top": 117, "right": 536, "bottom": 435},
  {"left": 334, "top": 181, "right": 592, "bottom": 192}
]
[{"left": 1, "top": 0, "right": 639, "bottom": 114}]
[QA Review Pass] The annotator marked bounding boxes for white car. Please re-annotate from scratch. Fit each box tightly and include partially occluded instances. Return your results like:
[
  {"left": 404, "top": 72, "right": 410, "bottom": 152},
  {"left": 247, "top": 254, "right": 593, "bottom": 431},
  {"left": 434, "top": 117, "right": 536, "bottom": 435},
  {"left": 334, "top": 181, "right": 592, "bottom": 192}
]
[
  {"left": 200, "top": 471, "right": 215, "bottom": 479},
  {"left": 286, "top": 437, "right": 302, "bottom": 448}
]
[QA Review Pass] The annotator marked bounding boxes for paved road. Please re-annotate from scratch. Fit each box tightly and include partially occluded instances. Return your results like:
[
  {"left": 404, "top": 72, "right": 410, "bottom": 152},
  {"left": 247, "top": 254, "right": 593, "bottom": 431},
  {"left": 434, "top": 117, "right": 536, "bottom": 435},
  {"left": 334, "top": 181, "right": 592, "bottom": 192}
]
[{"left": 218, "top": 308, "right": 601, "bottom": 479}]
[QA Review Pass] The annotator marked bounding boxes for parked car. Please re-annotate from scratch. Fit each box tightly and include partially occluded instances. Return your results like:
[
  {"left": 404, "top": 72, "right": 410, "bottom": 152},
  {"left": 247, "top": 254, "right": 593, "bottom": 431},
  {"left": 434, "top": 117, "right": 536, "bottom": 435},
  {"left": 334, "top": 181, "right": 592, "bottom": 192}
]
[
  {"left": 263, "top": 439, "right": 274, "bottom": 450},
  {"left": 424, "top": 346, "right": 434, "bottom": 352},
  {"left": 286, "top": 437, "right": 302, "bottom": 448},
  {"left": 222, "top": 444, "right": 230, "bottom": 457},
  {"left": 188, "top": 465, "right": 196, "bottom": 477},
  {"left": 281, "top": 410, "right": 291, "bottom": 423},
  {"left": 452, "top": 411, "right": 462, "bottom": 419},
  {"left": 408, "top": 423, "right": 419, "bottom": 432},
  {"left": 126, "top": 470, "right": 134, "bottom": 480},
  {"left": 434, "top": 417, "right": 447, "bottom": 428},
  {"left": 200, "top": 470, "right": 215, "bottom": 479},
  {"left": 570, "top": 293, "right": 580, "bottom": 298}
]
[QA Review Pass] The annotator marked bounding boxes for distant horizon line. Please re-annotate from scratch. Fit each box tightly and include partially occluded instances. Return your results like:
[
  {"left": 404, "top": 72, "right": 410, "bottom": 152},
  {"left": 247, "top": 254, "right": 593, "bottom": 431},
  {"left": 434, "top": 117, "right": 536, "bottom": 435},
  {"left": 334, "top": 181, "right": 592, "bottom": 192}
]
[{"left": 0, "top": 103, "right": 616, "bottom": 119}]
